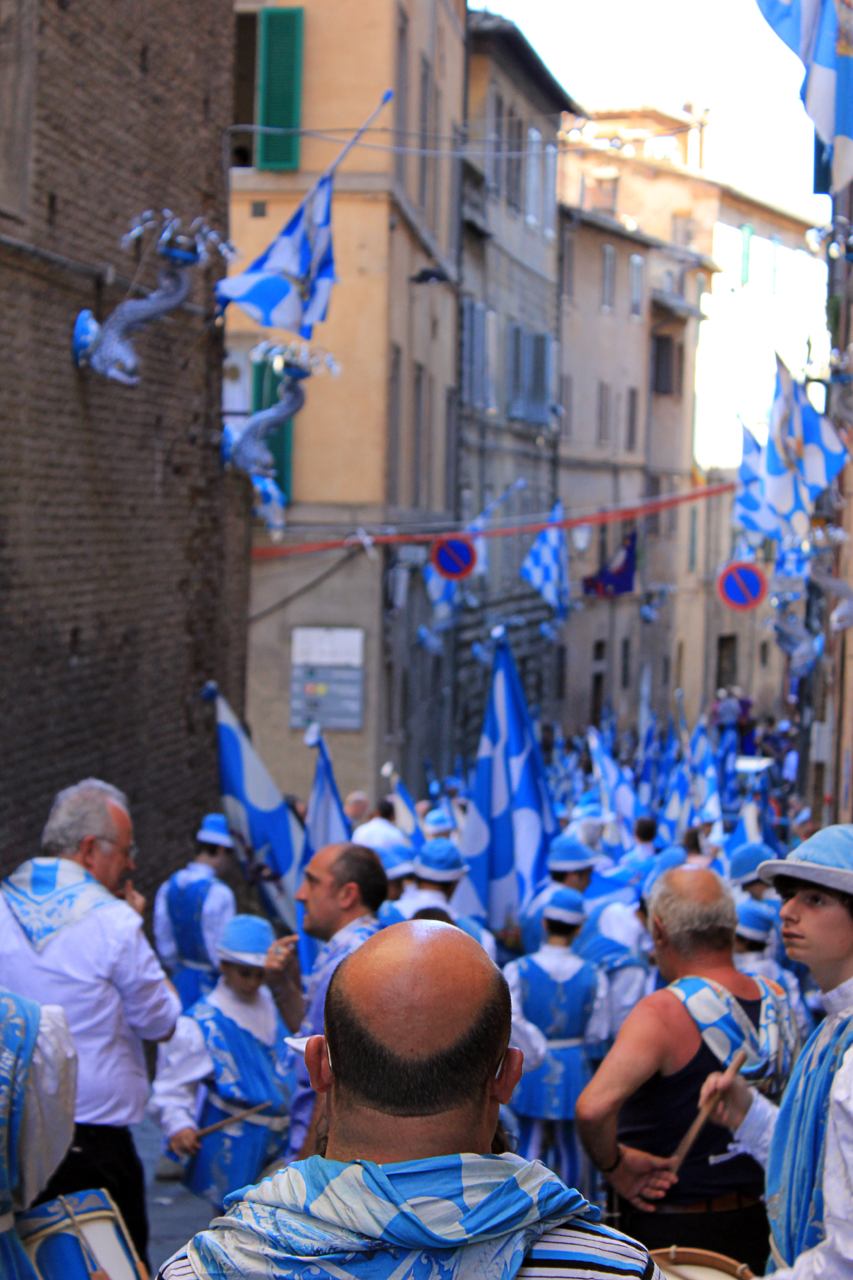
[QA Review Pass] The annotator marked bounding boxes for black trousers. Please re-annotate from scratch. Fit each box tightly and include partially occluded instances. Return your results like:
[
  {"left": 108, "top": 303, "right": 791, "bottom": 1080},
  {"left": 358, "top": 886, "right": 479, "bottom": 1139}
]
[
  {"left": 617, "top": 1198, "right": 770, "bottom": 1278},
  {"left": 35, "top": 1122, "right": 149, "bottom": 1269}
]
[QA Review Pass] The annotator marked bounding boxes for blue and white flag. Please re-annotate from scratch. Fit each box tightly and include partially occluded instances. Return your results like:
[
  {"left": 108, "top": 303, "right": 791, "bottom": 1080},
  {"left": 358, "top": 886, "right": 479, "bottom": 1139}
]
[
  {"left": 657, "top": 761, "right": 692, "bottom": 845},
  {"left": 458, "top": 638, "right": 557, "bottom": 930},
  {"left": 734, "top": 425, "right": 785, "bottom": 542},
  {"left": 303, "top": 723, "right": 351, "bottom": 862},
  {"left": 765, "top": 357, "right": 847, "bottom": 538},
  {"left": 520, "top": 501, "right": 570, "bottom": 618},
  {"left": 757, "top": 0, "right": 853, "bottom": 192},
  {"left": 587, "top": 727, "right": 636, "bottom": 855},
  {"left": 216, "top": 174, "right": 335, "bottom": 338},
  {"left": 391, "top": 775, "right": 426, "bottom": 851},
  {"left": 636, "top": 715, "right": 658, "bottom": 817},
  {"left": 215, "top": 691, "right": 303, "bottom": 930},
  {"left": 251, "top": 474, "right": 287, "bottom": 537},
  {"left": 718, "top": 726, "right": 740, "bottom": 811}
]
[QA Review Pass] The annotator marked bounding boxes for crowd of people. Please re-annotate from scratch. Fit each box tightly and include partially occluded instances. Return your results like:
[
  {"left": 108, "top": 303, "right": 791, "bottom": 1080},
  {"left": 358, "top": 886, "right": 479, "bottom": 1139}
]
[{"left": 0, "top": 770, "right": 852, "bottom": 1280}]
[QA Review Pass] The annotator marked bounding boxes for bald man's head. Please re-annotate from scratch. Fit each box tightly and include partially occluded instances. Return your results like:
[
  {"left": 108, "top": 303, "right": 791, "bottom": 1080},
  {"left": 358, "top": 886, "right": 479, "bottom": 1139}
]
[
  {"left": 648, "top": 866, "right": 736, "bottom": 956},
  {"left": 325, "top": 921, "right": 510, "bottom": 1117}
]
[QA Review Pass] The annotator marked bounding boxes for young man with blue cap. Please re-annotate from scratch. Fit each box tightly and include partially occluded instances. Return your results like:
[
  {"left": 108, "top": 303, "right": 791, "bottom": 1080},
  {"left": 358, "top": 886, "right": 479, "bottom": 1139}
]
[
  {"left": 153, "top": 813, "right": 237, "bottom": 1010},
  {"left": 375, "top": 844, "right": 415, "bottom": 927},
  {"left": 504, "top": 888, "right": 610, "bottom": 1188},
  {"left": 733, "top": 900, "right": 812, "bottom": 1040},
  {"left": 421, "top": 807, "right": 458, "bottom": 842},
  {"left": 700, "top": 825, "right": 853, "bottom": 1278},
  {"left": 149, "top": 913, "right": 293, "bottom": 1209},
  {"left": 397, "top": 838, "right": 496, "bottom": 959},
  {"left": 519, "top": 835, "right": 598, "bottom": 956}
]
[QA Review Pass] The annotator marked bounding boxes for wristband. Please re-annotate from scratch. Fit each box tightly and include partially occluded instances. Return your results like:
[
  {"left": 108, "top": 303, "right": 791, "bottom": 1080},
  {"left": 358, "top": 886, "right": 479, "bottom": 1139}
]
[{"left": 600, "top": 1145, "right": 623, "bottom": 1175}]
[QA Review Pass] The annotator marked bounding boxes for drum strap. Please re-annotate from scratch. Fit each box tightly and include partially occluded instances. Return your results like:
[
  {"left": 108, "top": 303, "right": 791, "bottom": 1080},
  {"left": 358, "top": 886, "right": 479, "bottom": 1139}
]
[{"left": 0, "top": 1211, "right": 14, "bottom": 1233}]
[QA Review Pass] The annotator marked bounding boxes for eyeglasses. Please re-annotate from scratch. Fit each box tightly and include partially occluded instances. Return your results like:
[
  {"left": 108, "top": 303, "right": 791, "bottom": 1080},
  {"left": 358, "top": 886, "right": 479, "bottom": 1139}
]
[{"left": 93, "top": 835, "right": 138, "bottom": 860}]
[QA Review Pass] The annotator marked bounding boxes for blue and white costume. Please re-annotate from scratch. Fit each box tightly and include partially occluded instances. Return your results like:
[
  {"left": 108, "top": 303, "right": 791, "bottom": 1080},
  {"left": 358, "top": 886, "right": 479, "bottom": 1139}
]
[
  {"left": 398, "top": 839, "right": 497, "bottom": 960},
  {"left": 283, "top": 913, "right": 381, "bottom": 1162},
  {"left": 162, "top": 1150, "right": 661, "bottom": 1280},
  {"left": 153, "top": 814, "right": 237, "bottom": 1010},
  {"left": 727, "top": 831, "right": 853, "bottom": 1278},
  {"left": 149, "top": 915, "right": 292, "bottom": 1208},
  {"left": 374, "top": 845, "right": 415, "bottom": 930},
  {"left": 734, "top": 899, "right": 813, "bottom": 1041},
  {"left": 504, "top": 889, "right": 610, "bottom": 1188}
]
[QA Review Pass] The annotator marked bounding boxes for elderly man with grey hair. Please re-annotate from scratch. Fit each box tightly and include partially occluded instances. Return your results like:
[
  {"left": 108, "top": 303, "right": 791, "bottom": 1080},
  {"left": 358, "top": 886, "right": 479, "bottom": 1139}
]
[
  {"left": 574, "top": 867, "right": 798, "bottom": 1277},
  {"left": 0, "top": 778, "right": 180, "bottom": 1269}
]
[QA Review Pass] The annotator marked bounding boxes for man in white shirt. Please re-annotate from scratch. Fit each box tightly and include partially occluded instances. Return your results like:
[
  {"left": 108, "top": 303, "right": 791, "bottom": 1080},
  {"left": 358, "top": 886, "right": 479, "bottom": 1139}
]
[
  {"left": 153, "top": 812, "right": 237, "bottom": 1009},
  {"left": 351, "top": 798, "right": 405, "bottom": 854},
  {"left": 0, "top": 778, "right": 181, "bottom": 1268}
]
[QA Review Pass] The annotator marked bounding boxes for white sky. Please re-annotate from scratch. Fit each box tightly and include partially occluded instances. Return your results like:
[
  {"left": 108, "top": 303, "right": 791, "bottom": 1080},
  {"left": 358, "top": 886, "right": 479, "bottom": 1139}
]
[{"left": 470, "top": 0, "right": 831, "bottom": 225}]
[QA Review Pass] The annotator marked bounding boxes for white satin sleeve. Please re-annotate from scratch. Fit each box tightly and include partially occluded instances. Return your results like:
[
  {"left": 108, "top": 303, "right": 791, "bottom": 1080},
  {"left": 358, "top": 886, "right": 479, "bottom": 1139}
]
[
  {"left": 503, "top": 959, "right": 547, "bottom": 1074},
  {"left": 147, "top": 1015, "right": 213, "bottom": 1137},
  {"left": 608, "top": 965, "right": 647, "bottom": 1035},
  {"left": 584, "top": 970, "right": 611, "bottom": 1046},
  {"left": 17, "top": 1005, "right": 77, "bottom": 1208},
  {"left": 732, "top": 1087, "right": 778, "bottom": 1170}
]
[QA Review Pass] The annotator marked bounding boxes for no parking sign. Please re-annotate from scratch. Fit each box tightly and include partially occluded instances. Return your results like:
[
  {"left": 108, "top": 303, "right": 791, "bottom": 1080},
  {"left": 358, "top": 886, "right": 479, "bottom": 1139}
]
[
  {"left": 430, "top": 534, "right": 477, "bottom": 580},
  {"left": 716, "top": 560, "right": 767, "bottom": 611}
]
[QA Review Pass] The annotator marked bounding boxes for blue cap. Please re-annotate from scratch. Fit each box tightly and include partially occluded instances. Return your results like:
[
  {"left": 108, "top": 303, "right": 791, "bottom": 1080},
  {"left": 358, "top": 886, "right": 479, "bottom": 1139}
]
[
  {"left": 554, "top": 801, "right": 569, "bottom": 820},
  {"left": 196, "top": 813, "right": 234, "bottom": 849},
  {"left": 760, "top": 825, "right": 853, "bottom": 893},
  {"left": 217, "top": 914, "right": 275, "bottom": 967},
  {"left": 652, "top": 832, "right": 667, "bottom": 851},
  {"left": 413, "top": 837, "right": 469, "bottom": 882},
  {"left": 547, "top": 833, "right": 598, "bottom": 873},
  {"left": 378, "top": 843, "right": 415, "bottom": 881},
  {"left": 423, "top": 808, "right": 455, "bottom": 836},
  {"left": 642, "top": 848, "right": 687, "bottom": 902},
  {"left": 543, "top": 886, "right": 585, "bottom": 926},
  {"left": 730, "top": 842, "right": 776, "bottom": 886},
  {"left": 736, "top": 899, "right": 777, "bottom": 943}
]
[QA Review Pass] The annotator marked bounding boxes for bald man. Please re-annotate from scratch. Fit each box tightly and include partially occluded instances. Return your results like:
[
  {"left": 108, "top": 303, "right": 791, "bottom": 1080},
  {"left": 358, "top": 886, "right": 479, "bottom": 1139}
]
[
  {"left": 160, "top": 922, "right": 661, "bottom": 1280},
  {"left": 575, "top": 868, "right": 798, "bottom": 1276}
]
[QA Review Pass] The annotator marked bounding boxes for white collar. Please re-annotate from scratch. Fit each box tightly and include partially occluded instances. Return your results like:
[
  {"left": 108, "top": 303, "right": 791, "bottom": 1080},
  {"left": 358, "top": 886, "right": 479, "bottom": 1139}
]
[
  {"left": 329, "top": 913, "right": 373, "bottom": 946},
  {"left": 186, "top": 861, "right": 217, "bottom": 877},
  {"left": 820, "top": 971, "right": 853, "bottom": 1019},
  {"left": 208, "top": 978, "right": 278, "bottom": 1046}
]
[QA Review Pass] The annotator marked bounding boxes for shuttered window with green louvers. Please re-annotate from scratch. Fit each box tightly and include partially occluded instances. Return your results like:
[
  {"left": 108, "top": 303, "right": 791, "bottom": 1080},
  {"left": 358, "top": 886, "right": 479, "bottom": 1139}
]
[
  {"left": 252, "top": 360, "right": 293, "bottom": 503},
  {"left": 256, "top": 8, "right": 303, "bottom": 171}
]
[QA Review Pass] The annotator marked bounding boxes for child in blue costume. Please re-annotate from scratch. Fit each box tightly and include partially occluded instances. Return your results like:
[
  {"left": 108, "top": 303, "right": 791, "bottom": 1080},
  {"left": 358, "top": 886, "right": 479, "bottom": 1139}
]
[
  {"left": 375, "top": 844, "right": 415, "bottom": 928},
  {"left": 504, "top": 887, "right": 609, "bottom": 1189},
  {"left": 519, "top": 835, "right": 598, "bottom": 956},
  {"left": 153, "top": 813, "right": 237, "bottom": 1010},
  {"left": 701, "top": 827, "right": 853, "bottom": 1278},
  {"left": 149, "top": 914, "right": 293, "bottom": 1209}
]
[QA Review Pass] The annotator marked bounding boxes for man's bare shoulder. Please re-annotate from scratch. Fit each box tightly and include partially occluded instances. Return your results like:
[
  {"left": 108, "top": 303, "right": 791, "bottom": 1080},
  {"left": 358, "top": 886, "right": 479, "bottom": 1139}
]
[{"left": 617, "top": 987, "right": 687, "bottom": 1041}]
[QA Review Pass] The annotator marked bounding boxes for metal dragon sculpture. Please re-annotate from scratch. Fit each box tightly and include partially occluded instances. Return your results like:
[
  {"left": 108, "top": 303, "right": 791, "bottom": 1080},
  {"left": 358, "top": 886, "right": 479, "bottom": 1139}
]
[{"left": 73, "top": 211, "right": 235, "bottom": 385}]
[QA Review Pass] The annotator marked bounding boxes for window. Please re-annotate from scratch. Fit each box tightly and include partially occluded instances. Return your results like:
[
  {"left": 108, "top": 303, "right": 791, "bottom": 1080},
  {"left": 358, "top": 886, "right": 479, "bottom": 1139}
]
[
  {"left": 256, "top": 8, "right": 303, "bottom": 171},
  {"left": 741, "top": 224, "right": 753, "bottom": 286},
  {"left": 620, "top": 637, "right": 631, "bottom": 689},
  {"left": 759, "top": 640, "right": 770, "bottom": 668},
  {"left": 525, "top": 127, "right": 542, "bottom": 225},
  {"left": 506, "top": 109, "right": 523, "bottom": 210},
  {"left": 672, "top": 213, "right": 694, "bottom": 246},
  {"left": 662, "top": 269, "right": 675, "bottom": 295},
  {"left": 556, "top": 645, "right": 567, "bottom": 700},
  {"left": 232, "top": 14, "right": 258, "bottom": 166},
  {"left": 596, "top": 381, "right": 611, "bottom": 445},
  {"left": 717, "top": 634, "right": 738, "bottom": 689},
  {"left": 662, "top": 654, "right": 670, "bottom": 688},
  {"left": 413, "top": 363, "right": 432, "bottom": 507},
  {"left": 395, "top": 11, "right": 409, "bottom": 186},
  {"left": 562, "top": 227, "right": 575, "bottom": 297},
  {"left": 507, "top": 323, "right": 525, "bottom": 417},
  {"left": 543, "top": 143, "right": 557, "bottom": 238},
  {"left": 529, "top": 332, "right": 548, "bottom": 413},
  {"left": 598, "top": 521, "right": 608, "bottom": 566},
  {"left": 252, "top": 357, "right": 293, "bottom": 502},
  {"left": 560, "top": 374, "right": 573, "bottom": 439},
  {"left": 583, "top": 175, "right": 617, "bottom": 214},
  {"left": 653, "top": 334, "right": 674, "bottom": 394},
  {"left": 675, "top": 640, "right": 684, "bottom": 689},
  {"left": 591, "top": 673, "right": 604, "bottom": 727},
  {"left": 418, "top": 56, "right": 431, "bottom": 210},
  {"left": 387, "top": 343, "right": 402, "bottom": 504},
  {"left": 646, "top": 474, "right": 661, "bottom": 536},
  {"left": 601, "top": 244, "right": 615, "bottom": 309},
  {"left": 674, "top": 342, "right": 684, "bottom": 397},
  {"left": 448, "top": 124, "right": 462, "bottom": 259},
  {"left": 593, "top": 640, "right": 606, "bottom": 662},
  {"left": 486, "top": 90, "right": 504, "bottom": 193},
  {"left": 626, "top": 387, "right": 638, "bottom": 451},
  {"left": 688, "top": 504, "right": 697, "bottom": 571},
  {"left": 444, "top": 387, "right": 458, "bottom": 512},
  {"left": 696, "top": 271, "right": 707, "bottom": 306},
  {"left": 461, "top": 299, "right": 486, "bottom": 410},
  {"left": 250, "top": 200, "right": 267, "bottom": 217},
  {"left": 629, "top": 254, "right": 644, "bottom": 316},
  {"left": 485, "top": 308, "right": 499, "bottom": 413}
]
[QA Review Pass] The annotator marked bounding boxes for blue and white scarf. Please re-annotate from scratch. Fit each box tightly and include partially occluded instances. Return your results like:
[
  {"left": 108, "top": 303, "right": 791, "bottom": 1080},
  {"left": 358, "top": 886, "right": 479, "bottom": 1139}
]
[
  {"left": 0, "top": 987, "right": 40, "bottom": 1280},
  {"left": 668, "top": 974, "right": 797, "bottom": 1096},
  {"left": 0, "top": 858, "right": 115, "bottom": 951},
  {"left": 184, "top": 1152, "right": 597, "bottom": 1280}
]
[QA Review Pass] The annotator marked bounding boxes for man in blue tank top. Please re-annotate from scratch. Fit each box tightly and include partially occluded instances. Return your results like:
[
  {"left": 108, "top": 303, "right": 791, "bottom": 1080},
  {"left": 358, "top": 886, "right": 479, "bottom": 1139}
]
[
  {"left": 153, "top": 813, "right": 237, "bottom": 1010},
  {"left": 575, "top": 866, "right": 797, "bottom": 1276},
  {"left": 698, "top": 827, "right": 853, "bottom": 1278}
]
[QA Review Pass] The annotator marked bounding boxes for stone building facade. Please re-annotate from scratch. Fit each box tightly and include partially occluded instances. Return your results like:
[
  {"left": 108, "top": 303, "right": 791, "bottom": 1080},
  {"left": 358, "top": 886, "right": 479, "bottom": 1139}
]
[{"left": 0, "top": 0, "right": 250, "bottom": 889}]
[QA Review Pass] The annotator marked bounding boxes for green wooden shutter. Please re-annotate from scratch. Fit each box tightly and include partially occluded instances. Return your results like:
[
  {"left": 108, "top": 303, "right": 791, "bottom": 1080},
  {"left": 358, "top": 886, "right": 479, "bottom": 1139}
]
[
  {"left": 256, "top": 8, "right": 303, "bottom": 171},
  {"left": 251, "top": 361, "right": 293, "bottom": 503}
]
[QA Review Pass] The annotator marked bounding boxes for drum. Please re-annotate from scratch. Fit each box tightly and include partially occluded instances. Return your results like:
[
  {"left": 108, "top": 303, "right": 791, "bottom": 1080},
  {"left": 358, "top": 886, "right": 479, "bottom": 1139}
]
[
  {"left": 15, "top": 1187, "right": 146, "bottom": 1280},
  {"left": 650, "top": 1247, "right": 754, "bottom": 1280}
]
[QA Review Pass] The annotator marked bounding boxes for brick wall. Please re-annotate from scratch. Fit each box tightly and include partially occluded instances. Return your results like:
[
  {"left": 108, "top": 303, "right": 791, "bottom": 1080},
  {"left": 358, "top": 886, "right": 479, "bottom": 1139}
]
[{"left": 0, "top": 0, "right": 251, "bottom": 895}]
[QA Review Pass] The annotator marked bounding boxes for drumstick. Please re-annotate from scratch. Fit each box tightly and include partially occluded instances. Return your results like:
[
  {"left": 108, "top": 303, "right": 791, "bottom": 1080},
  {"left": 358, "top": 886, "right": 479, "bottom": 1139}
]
[
  {"left": 671, "top": 1049, "right": 748, "bottom": 1172},
  {"left": 194, "top": 1101, "right": 270, "bottom": 1139},
  {"left": 59, "top": 1195, "right": 111, "bottom": 1280}
]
